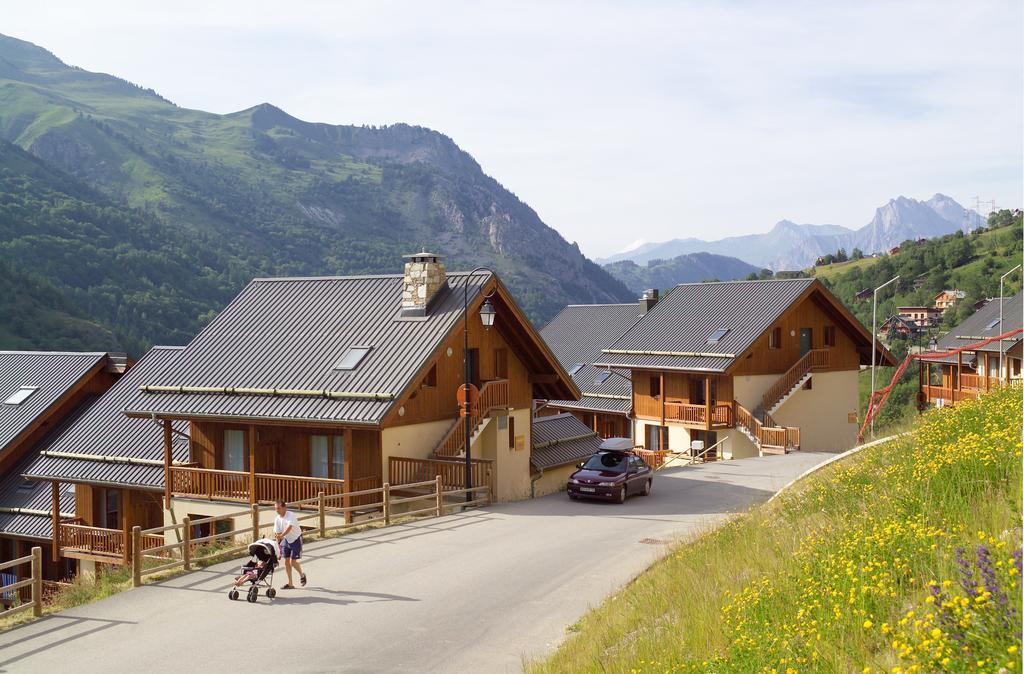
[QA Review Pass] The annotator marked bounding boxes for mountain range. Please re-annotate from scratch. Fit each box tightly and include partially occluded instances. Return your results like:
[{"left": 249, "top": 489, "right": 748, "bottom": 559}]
[
  {"left": 0, "top": 33, "right": 633, "bottom": 353},
  {"left": 603, "top": 253, "right": 759, "bottom": 294},
  {"left": 598, "top": 194, "right": 986, "bottom": 271}
]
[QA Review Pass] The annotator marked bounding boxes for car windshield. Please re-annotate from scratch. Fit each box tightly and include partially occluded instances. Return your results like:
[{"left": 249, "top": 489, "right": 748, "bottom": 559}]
[{"left": 582, "top": 452, "right": 627, "bottom": 473}]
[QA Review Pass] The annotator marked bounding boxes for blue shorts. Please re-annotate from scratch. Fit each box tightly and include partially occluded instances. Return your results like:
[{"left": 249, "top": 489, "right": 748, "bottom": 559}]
[{"left": 281, "top": 536, "right": 302, "bottom": 560}]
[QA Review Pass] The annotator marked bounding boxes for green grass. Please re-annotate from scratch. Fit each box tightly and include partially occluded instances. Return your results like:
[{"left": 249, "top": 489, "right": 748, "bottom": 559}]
[
  {"left": 810, "top": 255, "right": 884, "bottom": 280},
  {"left": 530, "top": 386, "right": 1022, "bottom": 673}
]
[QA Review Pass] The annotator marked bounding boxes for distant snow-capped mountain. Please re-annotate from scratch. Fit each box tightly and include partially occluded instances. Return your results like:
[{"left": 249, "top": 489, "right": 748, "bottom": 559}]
[{"left": 598, "top": 194, "right": 985, "bottom": 271}]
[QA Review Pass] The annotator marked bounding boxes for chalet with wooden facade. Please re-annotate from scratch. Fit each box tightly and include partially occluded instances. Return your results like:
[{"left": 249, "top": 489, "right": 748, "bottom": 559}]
[
  {"left": 897, "top": 306, "right": 942, "bottom": 329},
  {"left": 0, "top": 351, "right": 126, "bottom": 587},
  {"left": 23, "top": 347, "right": 187, "bottom": 574},
  {"left": 594, "top": 279, "right": 895, "bottom": 457},
  {"left": 539, "top": 293, "right": 654, "bottom": 439},
  {"left": 920, "top": 291, "right": 1022, "bottom": 407},
  {"left": 48, "top": 254, "right": 576, "bottom": 538},
  {"left": 934, "top": 289, "right": 966, "bottom": 313}
]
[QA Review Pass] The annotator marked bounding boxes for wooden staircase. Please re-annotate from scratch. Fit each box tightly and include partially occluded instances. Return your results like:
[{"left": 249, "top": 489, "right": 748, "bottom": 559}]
[
  {"left": 432, "top": 379, "right": 509, "bottom": 459},
  {"left": 734, "top": 401, "right": 800, "bottom": 454},
  {"left": 762, "top": 349, "right": 830, "bottom": 416}
]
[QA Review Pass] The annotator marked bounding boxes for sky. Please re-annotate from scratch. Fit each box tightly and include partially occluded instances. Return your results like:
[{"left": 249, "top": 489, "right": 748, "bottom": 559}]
[{"left": 4, "top": 1, "right": 1022, "bottom": 258}]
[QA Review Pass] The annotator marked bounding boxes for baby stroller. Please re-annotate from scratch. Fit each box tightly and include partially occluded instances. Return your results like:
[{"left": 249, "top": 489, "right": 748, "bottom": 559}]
[{"left": 228, "top": 538, "right": 278, "bottom": 603}]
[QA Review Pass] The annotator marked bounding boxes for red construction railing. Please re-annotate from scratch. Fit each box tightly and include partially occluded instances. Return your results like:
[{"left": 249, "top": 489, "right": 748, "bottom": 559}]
[{"left": 861, "top": 327, "right": 1023, "bottom": 441}]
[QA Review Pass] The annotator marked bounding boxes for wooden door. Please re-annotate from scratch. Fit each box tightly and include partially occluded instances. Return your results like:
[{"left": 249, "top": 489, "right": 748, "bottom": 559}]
[
  {"left": 468, "top": 348, "right": 481, "bottom": 388},
  {"left": 799, "top": 328, "right": 813, "bottom": 356}
]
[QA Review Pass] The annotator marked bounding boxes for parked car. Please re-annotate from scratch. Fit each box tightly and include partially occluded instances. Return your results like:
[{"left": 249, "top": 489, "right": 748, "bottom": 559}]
[{"left": 567, "top": 441, "right": 653, "bottom": 503}]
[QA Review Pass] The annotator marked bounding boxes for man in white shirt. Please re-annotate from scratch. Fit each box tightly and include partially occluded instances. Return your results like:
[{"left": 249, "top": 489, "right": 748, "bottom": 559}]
[{"left": 273, "top": 500, "right": 307, "bottom": 589}]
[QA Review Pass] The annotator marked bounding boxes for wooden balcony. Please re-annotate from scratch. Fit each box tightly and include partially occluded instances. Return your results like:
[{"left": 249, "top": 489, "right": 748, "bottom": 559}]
[
  {"left": 921, "top": 385, "right": 982, "bottom": 406},
  {"left": 167, "top": 466, "right": 379, "bottom": 507},
  {"left": 58, "top": 521, "right": 164, "bottom": 565},
  {"left": 663, "top": 401, "right": 734, "bottom": 429}
]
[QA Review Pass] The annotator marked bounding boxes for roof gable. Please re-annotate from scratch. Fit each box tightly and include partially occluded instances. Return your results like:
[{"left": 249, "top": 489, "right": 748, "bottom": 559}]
[
  {"left": 0, "top": 351, "right": 107, "bottom": 455},
  {"left": 595, "top": 279, "right": 815, "bottom": 372}
]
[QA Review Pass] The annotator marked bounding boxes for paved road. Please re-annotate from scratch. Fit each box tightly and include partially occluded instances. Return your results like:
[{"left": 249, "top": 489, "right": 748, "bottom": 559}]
[{"left": 0, "top": 452, "right": 831, "bottom": 673}]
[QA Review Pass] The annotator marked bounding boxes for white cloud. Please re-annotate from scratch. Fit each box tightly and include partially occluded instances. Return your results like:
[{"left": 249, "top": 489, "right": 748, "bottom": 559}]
[{"left": 4, "top": 0, "right": 1021, "bottom": 257}]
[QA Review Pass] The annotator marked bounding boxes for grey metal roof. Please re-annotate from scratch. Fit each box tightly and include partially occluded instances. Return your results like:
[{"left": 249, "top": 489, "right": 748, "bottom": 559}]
[
  {"left": 25, "top": 347, "right": 189, "bottom": 491},
  {"left": 540, "top": 304, "right": 641, "bottom": 415},
  {"left": 547, "top": 395, "right": 631, "bottom": 415},
  {"left": 123, "top": 273, "right": 493, "bottom": 425},
  {"left": 595, "top": 279, "right": 817, "bottom": 373},
  {"left": 930, "top": 293, "right": 1022, "bottom": 365},
  {"left": 531, "top": 413, "right": 603, "bottom": 470},
  {"left": 0, "top": 351, "right": 107, "bottom": 455},
  {"left": 0, "top": 394, "right": 92, "bottom": 540}
]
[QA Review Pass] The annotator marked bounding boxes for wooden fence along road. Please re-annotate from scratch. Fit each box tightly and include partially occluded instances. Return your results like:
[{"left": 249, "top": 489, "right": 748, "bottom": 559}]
[
  {"left": 0, "top": 547, "right": 42, "bottom": 618},
  {"left": 132, "top": 477, "right": 490, "bottom": 588}
]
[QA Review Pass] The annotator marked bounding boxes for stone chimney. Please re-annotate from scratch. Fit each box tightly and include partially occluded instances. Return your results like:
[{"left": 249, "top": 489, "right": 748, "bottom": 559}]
[
  {"left": 401, "top": 249, "right": 447, "bottom": 317},
  {"left": 639, "top": 288, "right": 659, "bottom": 313}
]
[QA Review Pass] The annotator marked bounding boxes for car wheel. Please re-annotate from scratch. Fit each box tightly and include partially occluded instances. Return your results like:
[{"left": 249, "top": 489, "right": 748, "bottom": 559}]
[
  {"left": 642, "top": 479, "right": 652, "bottom": 496},
  {"left": 568, "top": 493, "right": 578, "bottom": 500},
  {"left": 617, "top": 485, "right": 628, "bottom": 504}
]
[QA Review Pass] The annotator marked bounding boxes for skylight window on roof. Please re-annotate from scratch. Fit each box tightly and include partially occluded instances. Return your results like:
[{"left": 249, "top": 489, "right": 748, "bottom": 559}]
[
  {"left": 985, "top": 318, "right": 1000, "bottom": 331},
  {"left": 333, "top": 346, "right": 372, "bottom": 371},
  {"left": 3, "top": 386, "right": 38, "bottom": 405},
  {"left": 707, "top": 328, "right": 730, "bottom": 344},
  {"left": 568, "top": 364, "right": 585, "bottom": 376},
  {"left": 17, "top": 480, "right": 35, "bottom": 494},
  {"left": 594, "top": 370, "right": 612, "bottom": 385}
]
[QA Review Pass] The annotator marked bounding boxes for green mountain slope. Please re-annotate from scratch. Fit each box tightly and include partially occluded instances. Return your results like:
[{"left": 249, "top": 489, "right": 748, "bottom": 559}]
[
  {"left": 603, "top": 252, "right": 760, "bottom": 294},
  {"left": 0, "top": 33, "right": 633, "bottom": 353}
]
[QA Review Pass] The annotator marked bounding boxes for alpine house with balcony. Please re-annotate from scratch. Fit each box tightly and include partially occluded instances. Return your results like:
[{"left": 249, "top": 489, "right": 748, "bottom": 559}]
[
  {"left": 104, "top": 252, "right": 577, "bottom": 529},
  {"left": 595, "top": 279, "right": 894, "bottom": 457}
]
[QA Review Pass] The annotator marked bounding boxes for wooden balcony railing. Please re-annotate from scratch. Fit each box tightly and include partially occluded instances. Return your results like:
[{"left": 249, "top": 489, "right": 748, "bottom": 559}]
[
  {"left": 734, "top": 400, "right": 800, "bottom": 451},
  {"left": 434, "top": 379, "right": 509, "bottom": 458},
  {"left": 388, "top": 456, "right": 493, "bottom": 493},
  {"left": 169, "top": 466, "right": 351, "bottom": 505},
  {"left": 921, "top": 385, "right": 982, "bottom": 405},
  {"left": 59, "top": 523, "right": 163, "bottom": 564},
  {"left": 663, "top": 402, "right": 734, "bottom": 428},
  {"left": 762, "top": 348, "right": 830, "bottom": 413},
  {"left": 959, "top": 373, "right": 998, "bottom": 392}
]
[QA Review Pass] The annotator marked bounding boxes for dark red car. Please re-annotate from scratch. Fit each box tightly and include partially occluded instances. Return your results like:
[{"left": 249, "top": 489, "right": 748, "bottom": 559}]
[{"left": 567, "top": 447, "right": 653, "bottom": 503}]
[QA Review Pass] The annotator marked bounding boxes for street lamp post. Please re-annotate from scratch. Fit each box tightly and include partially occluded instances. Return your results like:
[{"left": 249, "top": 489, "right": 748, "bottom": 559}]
[
  {"left": 463, "top": 267, "right": 496, "bottom": 503},
  {"left": 999, "top": 264, "right": 1021, "bottom": 384},
  {"left": 871, "top": 275, "right": 900, "bottom": 438}
]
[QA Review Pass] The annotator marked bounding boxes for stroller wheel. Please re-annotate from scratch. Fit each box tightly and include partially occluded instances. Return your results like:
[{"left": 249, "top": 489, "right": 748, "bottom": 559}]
[
  {"left": 247, "top": 587, "right": 258, "bottom": 603},
  {"left": 266, "top": 588, "right": 277, "bottom": 599},
  {"left": 228, "top": 590, "right": 239, "bottom": 601}
]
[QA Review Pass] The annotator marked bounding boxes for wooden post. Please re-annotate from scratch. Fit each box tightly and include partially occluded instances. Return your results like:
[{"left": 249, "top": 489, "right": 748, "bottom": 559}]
[
  {"left": 318, "top": 491, "right": 326, "bottom": 538},
  {"left": 162, "top": 420, "right": 173, "bottom": 509},
  {"left": 181, "top": 516, "right": 192, "bottom": 571},
  {"left": 435, "top": 475, "right": 443, "bottom": 516},
  {"left": 251, "top": 504, "right": 260, "bottom": 542},
  {"left": 31, "top": 547, "right": 42, "bottom": 618},
  {"left": 132, "top": 527, "right": 142, "bottom": 587},
  {"left": 248, "top": 426, "right": 257, "bottom": 505},
  {"left": 50, "top": 481, "right": 60, "bottom": 563},
  {"left": 383, "top": 483, "right": 391, "bottom": 525},
  {"left": 659, "top": 373, "right": 666, "bottom": 428},
  {"left": 956, "top": 350, "right": 962, "bottom": 393},
  {"left": 343, "top": 429, "right": 353, "bottom": 525},
  {"left": 122, "top": 490, "right": 132, "bottom": 566},
  {"left": 704, "top": 377, "right": 712, "bottom": 430}
]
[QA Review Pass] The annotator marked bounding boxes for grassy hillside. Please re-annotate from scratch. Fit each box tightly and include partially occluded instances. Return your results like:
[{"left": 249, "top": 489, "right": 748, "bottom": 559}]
[
  {"left": 532, "top": 386, "right": 1022, "bottom": 673},
  {"left": 0, "top": 33, "right": 633, "bottom": 352}
]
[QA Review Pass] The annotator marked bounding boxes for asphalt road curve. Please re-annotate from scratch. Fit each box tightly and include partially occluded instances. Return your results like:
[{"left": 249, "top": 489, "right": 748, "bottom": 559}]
[{"left": 0, "top": 452, "right": 832, "bottom": 673}]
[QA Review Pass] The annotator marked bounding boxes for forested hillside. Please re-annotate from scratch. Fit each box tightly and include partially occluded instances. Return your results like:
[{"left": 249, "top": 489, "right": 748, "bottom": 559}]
[{"left": 0, "top": 33, "right": 633, "bottom": 354}]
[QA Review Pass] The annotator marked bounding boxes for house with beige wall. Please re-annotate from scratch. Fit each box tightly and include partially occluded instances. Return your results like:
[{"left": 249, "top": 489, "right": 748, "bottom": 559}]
[{"left": 594, "top": 279, "right": 894, "bottom": 459}]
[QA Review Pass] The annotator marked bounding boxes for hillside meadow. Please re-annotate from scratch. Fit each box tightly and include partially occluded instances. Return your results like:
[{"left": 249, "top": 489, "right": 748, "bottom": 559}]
[{"left": 531, "top": 385, "right": 1022, "bottom": 673}]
